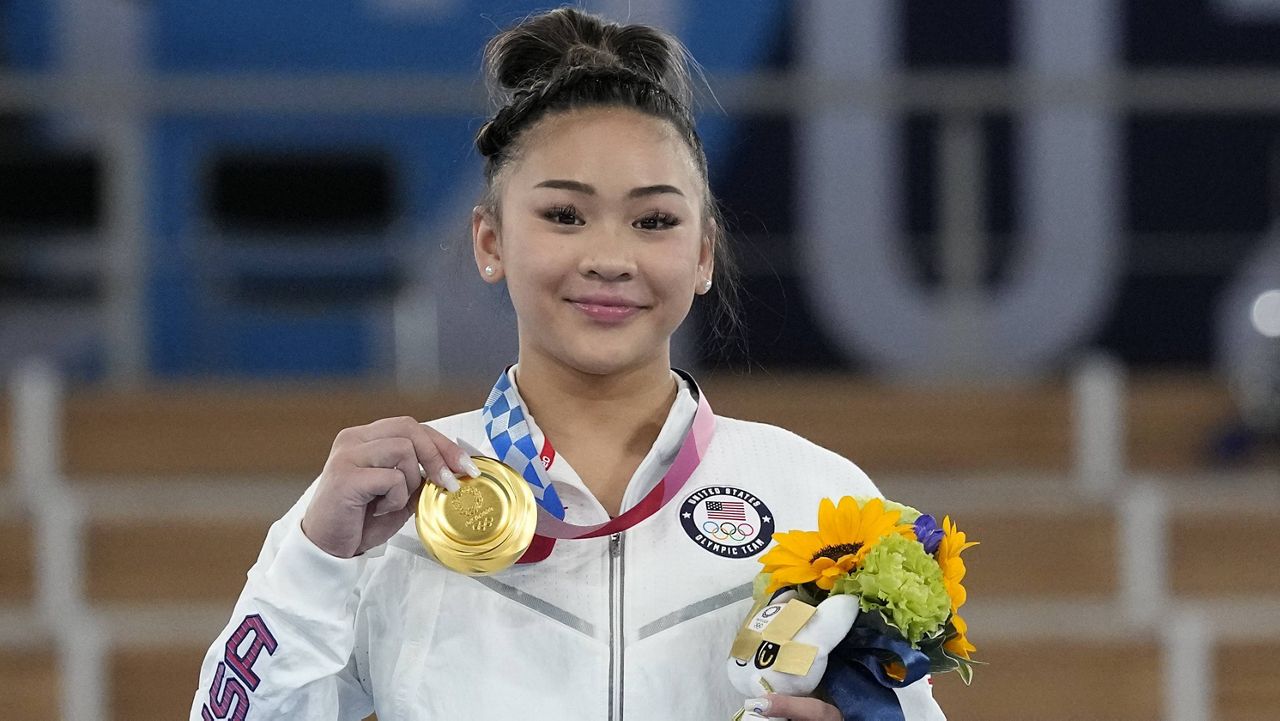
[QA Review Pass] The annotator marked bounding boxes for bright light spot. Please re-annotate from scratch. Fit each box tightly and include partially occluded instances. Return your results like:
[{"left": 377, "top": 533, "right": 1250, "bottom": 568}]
[{"left": 1252, "top": 289, "right": 1280, "bottom": 338}]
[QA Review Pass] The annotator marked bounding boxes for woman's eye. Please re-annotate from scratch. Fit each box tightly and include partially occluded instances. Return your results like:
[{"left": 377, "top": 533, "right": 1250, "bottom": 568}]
[
  {"left": 635, "top": 212, "right": 680, "bottom": 231},
  {"left": 543, "top": 205, "right": 584, "bottom": 226}
]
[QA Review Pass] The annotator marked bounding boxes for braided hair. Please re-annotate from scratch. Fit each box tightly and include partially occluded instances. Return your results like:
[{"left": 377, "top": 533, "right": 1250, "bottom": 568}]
[{"left": 474, "top": 7, "right": 741, "bottom": 346}]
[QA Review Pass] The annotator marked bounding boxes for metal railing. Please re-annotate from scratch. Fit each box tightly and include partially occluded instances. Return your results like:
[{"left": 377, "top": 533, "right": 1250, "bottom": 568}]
[{"left": 10, "top": 359, "right": 105, "bottom": 721}]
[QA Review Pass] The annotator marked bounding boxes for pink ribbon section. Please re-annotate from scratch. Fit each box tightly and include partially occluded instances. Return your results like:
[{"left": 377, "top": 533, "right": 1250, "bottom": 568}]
[{"left": 532, "top": 383, "right": 715, "bottom": 540}]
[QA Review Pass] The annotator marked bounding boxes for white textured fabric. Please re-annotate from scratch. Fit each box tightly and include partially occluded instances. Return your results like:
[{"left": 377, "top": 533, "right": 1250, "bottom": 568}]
[{"left": 191, "top": 380, "right": 946, "bottom": 721}]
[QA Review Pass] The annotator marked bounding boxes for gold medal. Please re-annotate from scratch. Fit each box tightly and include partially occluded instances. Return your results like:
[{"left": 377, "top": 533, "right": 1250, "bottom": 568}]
[{"left": 416, "top": 456, "right": 537, "bottom": 575}]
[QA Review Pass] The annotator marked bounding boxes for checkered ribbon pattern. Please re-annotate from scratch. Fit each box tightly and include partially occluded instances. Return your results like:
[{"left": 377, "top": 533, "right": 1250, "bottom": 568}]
[
  {"left": 482, "top": 367, "right": 714, "bottom": 552},
  {"left": 482, "top": 371, "right": 567, "bottom": 520}
]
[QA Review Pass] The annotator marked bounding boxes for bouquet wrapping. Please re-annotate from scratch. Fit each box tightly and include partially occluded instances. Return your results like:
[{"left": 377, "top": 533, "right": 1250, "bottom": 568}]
[{"left": 726, "top": 497, "right": 977, "bottom": 721}]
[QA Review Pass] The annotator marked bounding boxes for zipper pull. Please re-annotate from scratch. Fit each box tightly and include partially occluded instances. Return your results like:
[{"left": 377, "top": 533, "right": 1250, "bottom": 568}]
[{"left": 609, "top": 532, "right": 622, "bottom": 557}]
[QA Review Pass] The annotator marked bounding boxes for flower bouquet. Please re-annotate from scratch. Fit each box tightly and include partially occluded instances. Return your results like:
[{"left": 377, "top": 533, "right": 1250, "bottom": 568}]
[{"left": 726, "top": 496, "right": 977, "bottom": 721}]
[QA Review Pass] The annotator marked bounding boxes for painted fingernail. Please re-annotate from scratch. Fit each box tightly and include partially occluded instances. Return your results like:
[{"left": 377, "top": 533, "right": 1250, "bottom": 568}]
[
  {"left": 418, "top": 463, "right": 427, "bottom": 479},
  {"left": 745, "top": 697, "right": 770, "bottom": 715},
  {"left": 437, "top": 468, "right": 461, "bottom": 493},
  {"left": 459, "top": 455, "right": 482, "bottom": 478}
]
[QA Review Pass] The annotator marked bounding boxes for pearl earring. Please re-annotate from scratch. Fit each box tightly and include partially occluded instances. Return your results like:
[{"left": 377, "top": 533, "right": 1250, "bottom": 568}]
[
  {"left": 484, "top": 265, "right": 496, "bottom": 277},
  {"left": 702, "top": 278, "right": 713, "bottom": 293}
]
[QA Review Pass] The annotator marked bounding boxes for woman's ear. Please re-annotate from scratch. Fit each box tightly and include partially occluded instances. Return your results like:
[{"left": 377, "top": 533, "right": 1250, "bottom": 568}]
[
  {"left": 697, "top": 218, "right": 717, "bottom": 294},
  {"left": 472, "top": 205, "right": 504, "bottom": 283}
]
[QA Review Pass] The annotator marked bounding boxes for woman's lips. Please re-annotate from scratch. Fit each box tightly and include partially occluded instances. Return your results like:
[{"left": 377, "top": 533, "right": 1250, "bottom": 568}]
[{"left": 569, "top": 299, "right": 643, "bottom": 323}]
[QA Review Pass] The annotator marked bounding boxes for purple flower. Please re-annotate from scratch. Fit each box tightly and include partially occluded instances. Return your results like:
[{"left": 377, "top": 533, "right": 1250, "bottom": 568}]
[{"left": 914, "top": 514, "right": 944, "bottom": 555}]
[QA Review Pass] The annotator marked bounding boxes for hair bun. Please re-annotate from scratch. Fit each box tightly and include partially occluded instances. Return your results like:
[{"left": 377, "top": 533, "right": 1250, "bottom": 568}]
[{"left": 484, "top": 7, "right": 690, "bottom": 107}]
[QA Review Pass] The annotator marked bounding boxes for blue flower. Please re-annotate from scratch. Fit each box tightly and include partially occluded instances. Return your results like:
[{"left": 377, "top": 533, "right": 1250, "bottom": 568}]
[{"left": 913, "top": 514, "right": 944, "bottom": 555}]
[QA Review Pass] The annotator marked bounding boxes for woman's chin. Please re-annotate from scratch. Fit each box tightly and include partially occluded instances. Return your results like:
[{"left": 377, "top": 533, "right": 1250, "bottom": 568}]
[{"left": 557, "top": 344, "right": 666, "bottom": 378}]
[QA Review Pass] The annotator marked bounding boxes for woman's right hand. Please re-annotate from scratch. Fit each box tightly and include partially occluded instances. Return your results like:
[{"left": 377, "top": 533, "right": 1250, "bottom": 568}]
[
  {"left": 747, "top": 694, "right": 842, "bottom": 721},
  {"left": 301, "top": 416, "right": 481, "bottom": 558}
]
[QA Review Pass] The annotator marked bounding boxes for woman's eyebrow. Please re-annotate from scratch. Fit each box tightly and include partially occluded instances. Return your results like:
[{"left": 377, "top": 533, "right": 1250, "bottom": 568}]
[
  {"left": 628, "top": 184, "right": 684, "bottom": 198},
  {"left": 532, "top": 179, "right": 685, "bottom": 198},
  {"left": 534, "top": 179, "right": 594, "bottom": 194}
]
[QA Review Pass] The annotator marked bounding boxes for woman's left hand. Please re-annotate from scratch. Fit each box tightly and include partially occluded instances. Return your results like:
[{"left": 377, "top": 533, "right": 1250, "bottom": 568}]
[{"left": 757, "top": 693, "right": 842, "bottom": 721}]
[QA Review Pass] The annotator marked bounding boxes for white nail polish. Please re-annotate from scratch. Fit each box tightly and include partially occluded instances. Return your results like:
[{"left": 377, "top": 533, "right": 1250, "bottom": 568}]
[
  {"left": 460, "top": 456, "right": 482, "bottom": 478},
  {"left": 438, "top": 468, "right": 461, "bottom": 493},
  {"left": 745, "top": 697, "right": 770, "bottom": 715}
]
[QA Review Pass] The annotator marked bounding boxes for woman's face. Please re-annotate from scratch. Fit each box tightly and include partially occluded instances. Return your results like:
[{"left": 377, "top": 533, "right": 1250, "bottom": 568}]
[{"left": 474, "top": 107, "right": 713, "bottom": 377}]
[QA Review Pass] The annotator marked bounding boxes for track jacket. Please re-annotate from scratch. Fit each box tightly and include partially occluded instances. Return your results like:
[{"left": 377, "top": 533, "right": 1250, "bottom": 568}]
[{"left": 191, "top": 373, "right": 947, "bottom": 720}]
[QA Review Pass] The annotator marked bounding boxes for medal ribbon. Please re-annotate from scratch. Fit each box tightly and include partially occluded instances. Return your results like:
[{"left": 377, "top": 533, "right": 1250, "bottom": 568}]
[
  {"left": 482, "top": 371, "right": 568, "bottom": 520},
  {"left": 480, "top": 368, "right": 715, "bottom": 549}
]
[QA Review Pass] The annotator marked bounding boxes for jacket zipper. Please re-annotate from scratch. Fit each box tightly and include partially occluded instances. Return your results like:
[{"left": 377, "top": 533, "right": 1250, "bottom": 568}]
[{"left": 608, "top": 532, "right": 625, "bottom": 721}]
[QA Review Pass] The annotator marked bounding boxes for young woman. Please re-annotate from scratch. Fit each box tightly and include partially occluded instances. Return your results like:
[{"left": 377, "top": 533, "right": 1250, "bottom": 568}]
[{"left": 192, "top": 9, "right": 945, "bottom": 721}]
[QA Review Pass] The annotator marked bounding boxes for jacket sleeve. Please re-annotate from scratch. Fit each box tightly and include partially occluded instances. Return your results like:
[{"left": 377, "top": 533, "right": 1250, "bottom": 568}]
[{"left": 190, "top": 486, "right": 375, "bottom": 720}]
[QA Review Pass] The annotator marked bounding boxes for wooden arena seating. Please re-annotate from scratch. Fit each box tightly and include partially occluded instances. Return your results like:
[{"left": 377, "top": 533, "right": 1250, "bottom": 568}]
[
  {"left": 86, "top": 519, "right": 269, "bottom": 604},
  {"left": 62, "top": 385, "right": 478, "bottom": 478},
  {"left": 0, "top": 371, "right": 1244, "bottom": 479},
  {"left": 0, "top": 519, "right": 34, "bottom": 604},
  {"left": 953, "top": 508, "right": 1118, "bottom": 599},
  {"left": 0, "top": 646, "right": 59, "bottom": 719},
  {"left": 1171, "top": 512, "right": 1280, "bottom": 597},
  {"left": 933, "top": 639, "right": 1279, "bottom": 721},
  {"left": 113, "top": 646, "right": 380, "bottom": 721},
  {"left": 705, "top": 375, "right": 1076, "bottom": 473},
  {"left": 1218, "top": 642, "right": 1277, "bottom": 721},
  {"left": 1, "top": 372, "right": 1275, "bottom": 720},
  {"left": 112, "top": 646, "right": 204, "bottom": 721},
  {"left": 932, "top": 638, "right": 1163, "bottom": 720}
]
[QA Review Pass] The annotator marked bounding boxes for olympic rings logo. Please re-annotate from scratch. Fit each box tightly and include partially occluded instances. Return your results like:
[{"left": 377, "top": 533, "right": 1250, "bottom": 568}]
[
  {"left": 702, "top": 519, "right": 755, "bottom": 542},
  {"left": 679, "top": 490, "right": 773, "bottom": 559}
]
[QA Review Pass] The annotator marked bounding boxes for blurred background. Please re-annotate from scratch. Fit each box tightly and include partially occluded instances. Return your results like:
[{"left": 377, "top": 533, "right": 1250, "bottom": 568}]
[{"left": 1, "top": 0, "right": 1278, "bottom": 719}]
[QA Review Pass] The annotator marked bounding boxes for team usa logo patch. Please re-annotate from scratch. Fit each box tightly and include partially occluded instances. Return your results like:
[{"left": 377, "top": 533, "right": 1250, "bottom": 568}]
[{"left": 679, "top": 486, "right": 775, "bottom": 558}]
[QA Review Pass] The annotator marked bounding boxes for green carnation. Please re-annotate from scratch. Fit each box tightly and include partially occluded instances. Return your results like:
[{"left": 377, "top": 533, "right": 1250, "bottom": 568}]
[{"left": 833, "top": 533, "right": 950, "bottom": 645}]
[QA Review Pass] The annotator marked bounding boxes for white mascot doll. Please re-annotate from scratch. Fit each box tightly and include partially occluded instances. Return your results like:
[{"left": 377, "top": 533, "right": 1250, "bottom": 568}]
[{"left": 726, "top": 591, "right": 861, "bottom": 721}]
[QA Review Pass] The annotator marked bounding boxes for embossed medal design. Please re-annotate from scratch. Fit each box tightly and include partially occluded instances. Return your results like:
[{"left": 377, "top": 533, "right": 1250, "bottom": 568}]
[{"left": 416, "top": 456, "right": 537, "bottom": 575}]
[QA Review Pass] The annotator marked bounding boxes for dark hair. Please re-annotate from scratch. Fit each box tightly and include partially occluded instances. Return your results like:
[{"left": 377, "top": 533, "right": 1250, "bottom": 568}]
[{"left": 475, "top": 7, "right": 741, "bottom": 345}]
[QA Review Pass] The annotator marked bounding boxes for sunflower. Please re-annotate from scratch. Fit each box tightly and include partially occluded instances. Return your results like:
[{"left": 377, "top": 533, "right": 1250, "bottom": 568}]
[
  {"left": 943, "top": 613, "right": 977, "bottom": 660},
  {"left": 936, "top": 515, "right": 978, "bottom": 614},
  {"left": 760, "top": 497, "right": 914, "bottom": 595}
]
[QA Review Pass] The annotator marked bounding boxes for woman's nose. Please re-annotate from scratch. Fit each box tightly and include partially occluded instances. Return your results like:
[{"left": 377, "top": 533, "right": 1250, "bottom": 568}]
[{"left": 579, "top": 226, "right": 636, "bottom": 280}]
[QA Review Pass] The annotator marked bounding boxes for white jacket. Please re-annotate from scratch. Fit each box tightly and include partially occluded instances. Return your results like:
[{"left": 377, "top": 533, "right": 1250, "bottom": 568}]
[{"left": 192, "top": 376, "right": 947, "bottom": 720}]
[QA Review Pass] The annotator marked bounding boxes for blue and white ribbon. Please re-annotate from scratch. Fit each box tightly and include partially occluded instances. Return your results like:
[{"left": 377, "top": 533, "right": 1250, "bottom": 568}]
[{"left": 481, "top": 371, "right": 566, "bottom": 520}]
